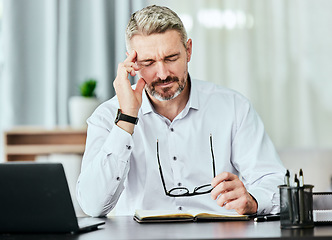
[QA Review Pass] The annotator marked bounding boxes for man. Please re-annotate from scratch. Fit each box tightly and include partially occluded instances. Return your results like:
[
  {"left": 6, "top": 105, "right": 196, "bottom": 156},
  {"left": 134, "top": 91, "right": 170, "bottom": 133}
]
[{"left": 76, "top": 5, "right": 286, "bottom": 217}]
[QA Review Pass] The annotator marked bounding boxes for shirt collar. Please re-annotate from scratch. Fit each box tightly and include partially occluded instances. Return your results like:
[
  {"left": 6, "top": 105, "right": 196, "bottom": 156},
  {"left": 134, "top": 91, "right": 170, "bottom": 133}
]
[
  {"left": 141, "top": 89, "right": 154, "bottom": 115},
  {"left": 187, "top": 77, "right": 199, "bottom": 111},
  {"left": 140, "top": 76, "right": 200, "bottom": 116}
]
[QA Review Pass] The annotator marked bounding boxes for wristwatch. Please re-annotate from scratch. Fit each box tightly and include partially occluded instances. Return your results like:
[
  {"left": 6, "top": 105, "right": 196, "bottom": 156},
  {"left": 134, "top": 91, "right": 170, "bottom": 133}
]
[{"left": 114, "top": 109, "right": 139, "bottom": 125}]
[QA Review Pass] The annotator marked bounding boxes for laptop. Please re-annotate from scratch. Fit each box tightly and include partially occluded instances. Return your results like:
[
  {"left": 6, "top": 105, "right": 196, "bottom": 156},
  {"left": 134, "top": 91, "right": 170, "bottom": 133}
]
[{"left": 0, "top": 162, "right": 105, "bottom": 233}]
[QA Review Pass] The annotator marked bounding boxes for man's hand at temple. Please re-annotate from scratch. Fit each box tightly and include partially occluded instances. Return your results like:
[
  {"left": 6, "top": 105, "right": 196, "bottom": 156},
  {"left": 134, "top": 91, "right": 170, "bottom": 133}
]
[
  {"left": 211, "top": 172, "right": 258, "bottom": 215},
  {"left": 113, "top": 50, "right": 146, "bottom": 134}
]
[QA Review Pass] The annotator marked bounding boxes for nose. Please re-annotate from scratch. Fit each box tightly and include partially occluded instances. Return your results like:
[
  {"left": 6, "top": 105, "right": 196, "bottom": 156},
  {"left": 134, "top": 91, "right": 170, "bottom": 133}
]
[{"left": 155, "top": 62, "right": 169, "bottom": 80}]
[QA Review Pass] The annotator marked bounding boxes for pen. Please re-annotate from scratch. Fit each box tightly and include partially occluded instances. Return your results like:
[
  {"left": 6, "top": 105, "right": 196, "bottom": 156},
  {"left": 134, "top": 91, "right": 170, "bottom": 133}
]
[
  {"left": 299, "top": 169, "right": 304, "bottom": 187},
  {"left": 254, "top": 215, "right": 280, "bottom": 222},
  {"left": 299, "top": 169, "right": 305, "bottom": 223},
  {"left": 293, "top": 174, "right": 300, "bottom": 223},
  {"left": 285, "top": 170, "right": 290, "bottom": 186},
  {"left": 294, "top": 174, "right": 299, "bottom": 187},
  {"left": 285, "top": 169, "right": 293, "bottom": 222}
]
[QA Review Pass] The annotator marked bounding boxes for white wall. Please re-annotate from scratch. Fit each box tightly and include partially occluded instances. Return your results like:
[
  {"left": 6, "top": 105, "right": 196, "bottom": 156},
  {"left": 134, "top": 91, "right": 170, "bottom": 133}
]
[{"left": 278, "top": 149, "right": 332, "bottom": 192}]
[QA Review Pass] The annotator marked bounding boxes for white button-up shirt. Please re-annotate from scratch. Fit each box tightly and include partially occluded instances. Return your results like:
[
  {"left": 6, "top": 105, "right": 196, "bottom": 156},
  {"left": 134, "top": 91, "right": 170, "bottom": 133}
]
[{"left": 76, "top": 79, "right": 286, "bottom": 217}]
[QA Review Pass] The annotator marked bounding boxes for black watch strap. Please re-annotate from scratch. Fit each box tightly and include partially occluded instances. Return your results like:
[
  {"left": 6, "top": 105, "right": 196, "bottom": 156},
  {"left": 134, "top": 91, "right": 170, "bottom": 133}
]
[{"left": 114, "top": 109, "right": 139, "bottom": 125}]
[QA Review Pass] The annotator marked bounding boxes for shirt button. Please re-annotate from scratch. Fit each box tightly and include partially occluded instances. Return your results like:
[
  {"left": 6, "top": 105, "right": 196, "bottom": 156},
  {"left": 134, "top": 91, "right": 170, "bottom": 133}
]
[
  {"left": 173, "top": 156, "right": 177, "bottom": 161},
  {"left": 170, "top": 128, "right": 174, "bottom": 132},
  {"left": 177, "top": 182, "right": 182, "bottom": 186},
  {"left": 116, "top": 177, "right": 121, "bottom": 181},
  {"left": 178, "top": 206, "right": 182, "bottom": 211},
  {"left": 126, "top": 145, "right": 131, "bottom": 150}
]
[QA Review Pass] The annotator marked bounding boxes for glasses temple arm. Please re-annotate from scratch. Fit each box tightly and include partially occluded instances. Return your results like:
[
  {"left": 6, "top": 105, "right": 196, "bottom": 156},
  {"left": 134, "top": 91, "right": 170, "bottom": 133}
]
[
  {"left": 210, "top": 134, "right": 216, "bottom": 178},
  {"left": 157, "top": 140, "right": 168, "bottom": 195}
]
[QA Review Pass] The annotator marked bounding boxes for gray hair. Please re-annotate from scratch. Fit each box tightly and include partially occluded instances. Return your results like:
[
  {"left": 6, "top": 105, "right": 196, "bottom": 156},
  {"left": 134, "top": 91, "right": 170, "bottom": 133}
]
[{"left": 125, "top": 5, "right": 188, "bottom": 50}]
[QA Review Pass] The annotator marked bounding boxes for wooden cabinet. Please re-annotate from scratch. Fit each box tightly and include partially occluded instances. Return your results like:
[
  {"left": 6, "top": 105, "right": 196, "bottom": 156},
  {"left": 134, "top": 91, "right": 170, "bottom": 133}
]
[{"left": 4, "top": 127, "right": 87, "bottom": 161}]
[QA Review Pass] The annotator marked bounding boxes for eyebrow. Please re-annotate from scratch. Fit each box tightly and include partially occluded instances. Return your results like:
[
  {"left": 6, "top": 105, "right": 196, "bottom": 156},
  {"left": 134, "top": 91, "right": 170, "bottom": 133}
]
[
  {"left": 165, "top": 53, "right": 180, "bottom": 59},
  {"left": 137, "top": 52, "right": 181, "bottom": 64}
]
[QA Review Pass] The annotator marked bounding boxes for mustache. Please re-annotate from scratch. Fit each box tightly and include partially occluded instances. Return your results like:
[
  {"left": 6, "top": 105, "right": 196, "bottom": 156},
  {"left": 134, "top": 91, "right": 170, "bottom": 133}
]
[{"left": 151, "top": 76, "right": 179, "bottom": 87}]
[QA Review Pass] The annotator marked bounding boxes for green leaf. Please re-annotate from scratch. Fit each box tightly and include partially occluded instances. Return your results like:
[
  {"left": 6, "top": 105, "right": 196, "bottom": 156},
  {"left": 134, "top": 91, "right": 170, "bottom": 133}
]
[{"left": 80, "top": 79, "right": 97, "bottom": 97}]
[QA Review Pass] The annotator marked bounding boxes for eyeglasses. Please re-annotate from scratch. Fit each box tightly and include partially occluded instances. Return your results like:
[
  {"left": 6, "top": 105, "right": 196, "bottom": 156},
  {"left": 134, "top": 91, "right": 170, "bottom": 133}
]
[{"left": 156, "top": 134, "right": 216, "bottom": 197}]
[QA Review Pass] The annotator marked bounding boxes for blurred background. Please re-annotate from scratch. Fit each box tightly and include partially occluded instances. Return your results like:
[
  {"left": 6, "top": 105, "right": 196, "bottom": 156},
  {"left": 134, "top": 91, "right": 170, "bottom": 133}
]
[{"left": 0, "top": 0, "right": 331, "bottom": 214}]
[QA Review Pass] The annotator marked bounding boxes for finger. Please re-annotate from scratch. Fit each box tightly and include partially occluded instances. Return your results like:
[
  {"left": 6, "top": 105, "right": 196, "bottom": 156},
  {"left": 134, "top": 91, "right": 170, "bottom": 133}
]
[
  {"left": 129, "top": 67, "right": 137, "bottom": 77},
  {"left": 211, "top": 179, "right": 234, "bottom": 200},
  {"left": 116, "top": 63, "right": 137, "bottom": 79},
  {"left": 211, "top": 175, "right": 245, "bottom": 201},
  {"left": 216, "top": 191, "right": 237, "bottom": 208},
  {"left": 222, "top": 194, "right": 252, "bottom": 215},
  {"left": 221, "top": 197, "right": 240, "bottom": 211},
  {"left": 124, "top": 50, "right": 137, "bottom": 64},
  {"left": 122, "top": 61, "right": 140, "bottom": 74},
  {"left": 134, "top": 78, "right": 146, "bottom": 95},
  {"left": 214, "top": 182, "right": 257, "bottom": 214},
  {"left": 211, "top": 172, "right": 238, "bottom": 187},
  {"left": 131, "top": 63, "right": 140, "bottom": 73},
  {"left": 215, "top": 187, "right": 242, "bottom": 207}
]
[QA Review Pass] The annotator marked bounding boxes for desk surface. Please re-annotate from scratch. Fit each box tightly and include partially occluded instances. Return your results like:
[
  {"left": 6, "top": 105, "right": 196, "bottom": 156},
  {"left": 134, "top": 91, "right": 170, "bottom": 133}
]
[{"left": 1, "top": 216, "right": 332, "bottom": 240}]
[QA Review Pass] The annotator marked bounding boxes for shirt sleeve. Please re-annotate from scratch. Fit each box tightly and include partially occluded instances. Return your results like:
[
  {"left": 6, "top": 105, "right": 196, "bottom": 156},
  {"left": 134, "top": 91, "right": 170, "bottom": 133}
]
[
  {"left": 76, "top": 105, "right": 134, "bottom": 217},
  {"left": 231, "top": 96, "right": 286, "bottom": 215}
]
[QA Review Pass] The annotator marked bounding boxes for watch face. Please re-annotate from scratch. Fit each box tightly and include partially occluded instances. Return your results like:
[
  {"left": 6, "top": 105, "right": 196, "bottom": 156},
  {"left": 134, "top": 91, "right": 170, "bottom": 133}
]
[{"left": 114, "top": 109, "right": 122, "bottom": 124}]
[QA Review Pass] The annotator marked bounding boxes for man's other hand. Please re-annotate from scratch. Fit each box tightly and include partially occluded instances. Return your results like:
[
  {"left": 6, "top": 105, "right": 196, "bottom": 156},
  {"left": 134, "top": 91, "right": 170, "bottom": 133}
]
[{"left": 211, "top": 172, "right": 258, "bottom": 215}]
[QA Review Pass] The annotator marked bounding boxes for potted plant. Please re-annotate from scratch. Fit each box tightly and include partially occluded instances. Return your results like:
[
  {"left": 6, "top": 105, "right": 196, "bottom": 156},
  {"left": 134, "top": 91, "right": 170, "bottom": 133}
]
[{"left": 69, "top": 79, "right": 100, "bottom": 128}]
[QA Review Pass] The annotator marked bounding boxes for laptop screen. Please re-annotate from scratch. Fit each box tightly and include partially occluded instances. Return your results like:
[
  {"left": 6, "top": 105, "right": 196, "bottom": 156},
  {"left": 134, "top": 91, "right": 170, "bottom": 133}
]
[{"left": 0, "top": 162, "right": 80, "bottom": 233}]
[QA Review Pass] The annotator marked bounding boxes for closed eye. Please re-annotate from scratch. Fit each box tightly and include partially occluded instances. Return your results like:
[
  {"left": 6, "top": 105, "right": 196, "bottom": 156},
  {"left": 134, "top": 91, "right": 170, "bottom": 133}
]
[
  {"left": 138, "top": 60, "right": 154, "bottom": 67},
  {"left": 137, "top": 53, "right": 180, "bottom": 67},
  {"left": 165, "top": 54, "right": 180, "bottom": 62}
]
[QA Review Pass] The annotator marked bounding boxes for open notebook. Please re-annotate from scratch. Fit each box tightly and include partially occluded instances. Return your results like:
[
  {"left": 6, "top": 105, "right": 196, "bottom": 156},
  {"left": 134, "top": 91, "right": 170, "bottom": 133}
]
[
  {"left": 0, "top": 162, "right": 104, "bottom": 233},
  {"left": 134, "top": 209, "right": 250, "bottom": 223}
]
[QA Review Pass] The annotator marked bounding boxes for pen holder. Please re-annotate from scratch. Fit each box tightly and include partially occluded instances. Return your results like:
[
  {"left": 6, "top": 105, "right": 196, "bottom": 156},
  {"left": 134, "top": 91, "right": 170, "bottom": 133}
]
[{"left": 278, "top": 184, "right": 314, "bottom": 229}]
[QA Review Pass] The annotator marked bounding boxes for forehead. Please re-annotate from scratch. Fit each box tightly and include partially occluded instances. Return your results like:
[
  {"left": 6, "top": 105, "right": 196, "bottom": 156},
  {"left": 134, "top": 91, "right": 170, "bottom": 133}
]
[{"left": 130, "top": 30, "right": 185, "bottom": 60}]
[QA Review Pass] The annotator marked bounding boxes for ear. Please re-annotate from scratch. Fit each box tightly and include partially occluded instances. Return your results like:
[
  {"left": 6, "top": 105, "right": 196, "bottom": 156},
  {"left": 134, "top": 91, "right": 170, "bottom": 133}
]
[{"left": 186, "top": 39, "right": 193, "bottom": 62}]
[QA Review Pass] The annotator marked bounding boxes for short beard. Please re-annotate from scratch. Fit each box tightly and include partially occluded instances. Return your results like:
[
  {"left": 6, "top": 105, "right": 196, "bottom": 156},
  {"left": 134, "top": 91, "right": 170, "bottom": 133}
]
[{"left": 145, "top": 76, "right": 186, "bottom": 101}]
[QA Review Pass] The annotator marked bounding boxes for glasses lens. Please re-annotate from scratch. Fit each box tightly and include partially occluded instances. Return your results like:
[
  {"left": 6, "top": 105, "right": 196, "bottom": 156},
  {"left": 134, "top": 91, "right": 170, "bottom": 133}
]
[
  {"left": 169, "top": 187, "right": 189, "bottom": 196},
  {"left": 194, "top": 184, "right": 213, "bottom": 194}
]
